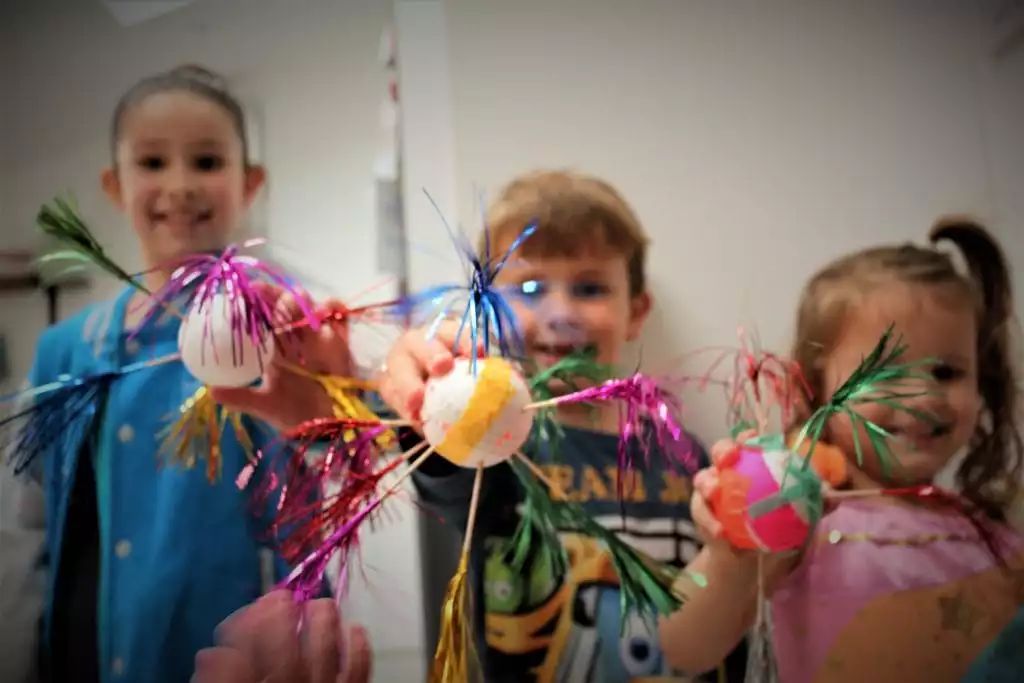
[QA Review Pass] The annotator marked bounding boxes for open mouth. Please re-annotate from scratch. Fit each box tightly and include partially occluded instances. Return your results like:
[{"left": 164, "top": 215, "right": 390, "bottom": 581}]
[
  {"left": 151, "top": 208, "right": 214, "bottom": 229},
  {"left": 531, "top": 341, "right": 597, "bottom": 359}
]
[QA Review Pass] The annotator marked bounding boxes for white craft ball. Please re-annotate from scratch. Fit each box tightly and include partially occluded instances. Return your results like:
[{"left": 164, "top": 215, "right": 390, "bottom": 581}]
[
  {"left": 177, "top": 291, "right": 275, "bottom": 388},
  {"left": 421, "top": 356, "right": 533, "bottom": 469}
]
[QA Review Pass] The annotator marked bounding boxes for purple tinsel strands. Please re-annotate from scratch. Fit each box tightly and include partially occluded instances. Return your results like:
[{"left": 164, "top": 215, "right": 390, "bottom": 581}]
[{"left": 133, "top": 241, "right": 319, "bottom": 359}]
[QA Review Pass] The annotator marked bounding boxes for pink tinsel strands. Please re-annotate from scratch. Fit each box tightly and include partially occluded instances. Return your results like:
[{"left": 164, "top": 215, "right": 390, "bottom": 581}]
[
  {"left": 134, "top": 240, "right": 319, "bottom": 356},
  {"left": 544, "top": 373, "right": 696, "bottom": 494},
  {"left": 284, "top": 497, "right": 384, "bottom": 602}
]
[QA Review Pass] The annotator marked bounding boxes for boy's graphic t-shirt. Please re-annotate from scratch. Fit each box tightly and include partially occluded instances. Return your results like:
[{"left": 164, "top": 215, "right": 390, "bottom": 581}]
[{"left": 415, "top": 425, "right": 714, "bottom": 683}]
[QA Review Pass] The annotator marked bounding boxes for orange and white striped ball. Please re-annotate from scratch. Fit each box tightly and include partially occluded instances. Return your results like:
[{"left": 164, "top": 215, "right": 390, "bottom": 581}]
[{"left": 421, "top": 357, "right": 533, "bottom": 469}]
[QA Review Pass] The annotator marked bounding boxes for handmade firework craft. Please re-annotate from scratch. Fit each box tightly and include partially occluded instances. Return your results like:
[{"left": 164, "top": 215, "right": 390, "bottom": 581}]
[
  {"left": 2, "top": 198, "right": 399, "bottom": 480},
  {"left": 265, "top": 208, "right": 703, "bottom": 682}
]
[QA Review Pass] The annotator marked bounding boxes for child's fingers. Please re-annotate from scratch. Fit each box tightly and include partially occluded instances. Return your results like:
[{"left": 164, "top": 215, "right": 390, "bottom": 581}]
[
  {"left": 378, "top": 330, "right": 453, "bottom": 420},
  {"left": 209, "top": 386, "right": 276, "bottom": 422},
  {"left": 339, "top": 625, "right": 372, "bottom": 683},
  {"left": 427, "top": 319, "right": 487, "bottom": 362},
  {"left": 378, "top": 351, "right": 426, "bottom": 422},
  {"left": 690, "top": 485, "right": 723, "bottom": 542},
  {"left": 314, "top": 321, "right": 353, "bottom": 377},
  {"left": 693, "top": 468, "right": 719, "bottom": 500},
  {"left": 406, "top": 329, "right": 457, "bottom": 377},
  {"left": 709, "top": 439, "right": 740, "bottom": 469},
  {"left": 191, "top": 647, "right": 256, "bottom": 683},
  {"left": 300, "top": 599, "right": 342, "bottom": 683}
]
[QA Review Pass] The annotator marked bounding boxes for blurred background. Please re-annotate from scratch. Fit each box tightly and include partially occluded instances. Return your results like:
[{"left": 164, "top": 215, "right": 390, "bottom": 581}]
[{"left": 1, "top": 1, "right": 1022, "bottom": 680}]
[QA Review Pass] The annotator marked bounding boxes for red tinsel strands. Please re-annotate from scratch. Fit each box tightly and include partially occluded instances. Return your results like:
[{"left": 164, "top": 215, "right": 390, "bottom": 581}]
[
  {"left": 271, "top": 422, "right": 390, "bottom": 528},
  {"left": 240, "top": 417, "right": 395, "bottom": 495},
  {"left": 284, "top": 443, "right": 436, "bottom": 602},
  {"left": 278, "top": 299, "right": 407, "bottom": 334},
  {"left": 720, "top": 329, "right": 810, "bottom": 432},
  {"left": 275, "top": 455, "right": 405, "bottom": 566},
  {"left": 733, "top": 351, "right": 809, "bottom": 430},
  {"left": 282, "top": 417, "right": 403, "bottom": 443}
]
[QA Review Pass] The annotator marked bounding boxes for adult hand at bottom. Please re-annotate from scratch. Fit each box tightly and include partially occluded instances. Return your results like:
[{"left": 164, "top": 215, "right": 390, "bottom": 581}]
[{"left": 191, "top": 591, "right": 372, "bottom": 683}]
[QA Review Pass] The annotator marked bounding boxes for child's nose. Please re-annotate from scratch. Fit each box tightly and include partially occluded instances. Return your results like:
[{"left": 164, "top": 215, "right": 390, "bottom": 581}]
[
  {"left": 537, "top": 291, "right": 585, "bottom": 336},
  {"left": 165, "top": 163, "right": 199, "bottom": 199}
]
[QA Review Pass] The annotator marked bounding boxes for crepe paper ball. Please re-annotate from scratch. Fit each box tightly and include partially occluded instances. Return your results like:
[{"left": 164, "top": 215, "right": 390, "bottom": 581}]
[
  {"left": 711, "top": 445, "right": 827, "bottom": 552},
  {"left": 421, "top": 357, "right": 533, "bottom": 469},
  {"left": 178, "top": 291, "right": 275, "bottom": 388}
]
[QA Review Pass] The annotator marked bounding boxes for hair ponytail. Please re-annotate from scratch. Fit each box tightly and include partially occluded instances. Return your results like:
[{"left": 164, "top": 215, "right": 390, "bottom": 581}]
[{"left": 931, "top": 217, "right": 1022, "bottom": 518}]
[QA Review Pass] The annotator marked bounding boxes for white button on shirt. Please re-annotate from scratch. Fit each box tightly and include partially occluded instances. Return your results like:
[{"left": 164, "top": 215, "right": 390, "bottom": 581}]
[
  {"left": 115, "top": 539, "right": 132, "bottom": 559},
  {"left": 117, "top": 424, "right": 134, "bottom": 444}
]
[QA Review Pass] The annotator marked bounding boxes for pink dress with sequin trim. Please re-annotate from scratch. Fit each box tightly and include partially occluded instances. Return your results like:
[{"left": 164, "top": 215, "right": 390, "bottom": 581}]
[{"left": 770, "top": 499, "right": 1024, "bottom": 683}]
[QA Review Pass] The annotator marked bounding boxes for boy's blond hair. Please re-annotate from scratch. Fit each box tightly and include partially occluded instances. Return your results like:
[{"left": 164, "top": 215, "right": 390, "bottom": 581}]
[{"left": 481, "top": 170, "right": 649, "bottom": 295}]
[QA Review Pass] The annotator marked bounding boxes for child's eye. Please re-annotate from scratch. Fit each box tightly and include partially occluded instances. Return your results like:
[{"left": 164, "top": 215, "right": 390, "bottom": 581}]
[
  {"left": 571, "top": 281, "right": 611, "bottom": 299},
  {"left": 931, "top": 363, "right": 964, "bottom": 382},
  {"left": 194, "top": 154, "right": 225, "bottom": 171},
  {"left": 517, "top": 280, "right": 546, "bottom": 299},
  {"left": 137, "top": 155, "right": 165, "bottom": 171}
]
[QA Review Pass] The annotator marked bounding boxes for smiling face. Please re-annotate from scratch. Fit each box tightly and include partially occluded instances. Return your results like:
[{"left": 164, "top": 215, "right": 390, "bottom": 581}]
[
  {"left": 822, "top": 282, "right": 981, "bottom": 486},
  {"left": 493, "top": 238, "right": 651, "bottom": 371},
  {"left": 102, "top": 90, "right": 264, "bottom": 269}
]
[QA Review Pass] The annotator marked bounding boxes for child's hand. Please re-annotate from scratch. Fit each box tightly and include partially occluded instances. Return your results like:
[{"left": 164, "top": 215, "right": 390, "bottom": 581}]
[
  {"left": 377, "top": 321, "right": 481, "bottom": 423},
  {"left": 191, "top": 591, "right": 372, "bottom": 683},
  {"left": 690, "top": 431, "right": 753, "bottom": 544},
  {"left": 212, "top": 287, "right": 352, "bottom": 431},
  {"left": 691, "top": 438, "right": 737, "bottom": 543}
]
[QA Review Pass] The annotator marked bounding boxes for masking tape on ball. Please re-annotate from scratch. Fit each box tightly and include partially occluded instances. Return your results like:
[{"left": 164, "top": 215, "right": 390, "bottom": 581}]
[{"left": 437, "top": 359, "right": 515, "bottom": 465}]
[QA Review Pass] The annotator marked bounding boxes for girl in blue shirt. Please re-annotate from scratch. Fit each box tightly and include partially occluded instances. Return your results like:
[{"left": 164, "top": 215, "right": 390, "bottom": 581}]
[{"left": 26, "top": 64, "right": 352, "bottom": 683}]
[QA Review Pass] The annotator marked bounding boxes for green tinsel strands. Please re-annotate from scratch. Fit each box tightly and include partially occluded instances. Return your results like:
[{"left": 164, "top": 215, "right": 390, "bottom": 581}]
[
  {"left": 567, "top": 508, "right": 682, "bottom": 624},
  {"left": 37, "top": 196, "right": 150, "bottom": 294},
  {"left": 526, "top": 349, "right": 614, "bottom": 457},
  {"left": 505, "top": 458, "right": 568, "bottom": 576},
  {"left": 508, "top": 457, "right": 683, "bottom": 628},
  {"left": 792, "top": 325, "right": 937, "bottom": 478}
]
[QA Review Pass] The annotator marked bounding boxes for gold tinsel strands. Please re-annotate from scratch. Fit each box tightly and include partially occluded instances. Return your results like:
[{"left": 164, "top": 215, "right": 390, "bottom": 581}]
[
  {"left": 280, "top": 360, "right": 394, "bottom": 448},
  {"left": 159, "top": 385, "right": 256, "bottom": 482},
  {"left": 430, "top": 463, "right": 485, "bottom": 683}
]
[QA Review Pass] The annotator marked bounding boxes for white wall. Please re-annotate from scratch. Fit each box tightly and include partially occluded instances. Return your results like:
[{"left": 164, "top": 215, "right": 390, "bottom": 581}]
[
  {"left": 437, "top": 0, "right": 1024, "bottom": 443},
  {"left": 0, "top": 1, "right": 425, "bottom": 679}
]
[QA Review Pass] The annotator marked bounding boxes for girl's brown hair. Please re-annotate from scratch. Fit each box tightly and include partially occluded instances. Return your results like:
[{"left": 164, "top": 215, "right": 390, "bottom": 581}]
[
  {"left": 111, "top": 64, "right": 250, "bottom": 164},
  {"left": 792, "top": 218, "right": 1021, "bottom": 518}
]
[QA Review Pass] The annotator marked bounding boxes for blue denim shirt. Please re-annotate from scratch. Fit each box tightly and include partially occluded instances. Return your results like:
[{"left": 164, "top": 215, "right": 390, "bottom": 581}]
[{"left": 31, "top": 287, "right": 290, "bottom": 683}]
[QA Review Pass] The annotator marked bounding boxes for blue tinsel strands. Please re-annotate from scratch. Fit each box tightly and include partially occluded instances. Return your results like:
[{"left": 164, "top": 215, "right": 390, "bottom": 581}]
[
  {"left": 1, "top": 354, "right": 177, "bottom": 476},
  {"left": 1, "top": 372, "right": 112, "bottom": 476},
  {"left": 409, "top": 191, "right": 536, "bottom": 372}
]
